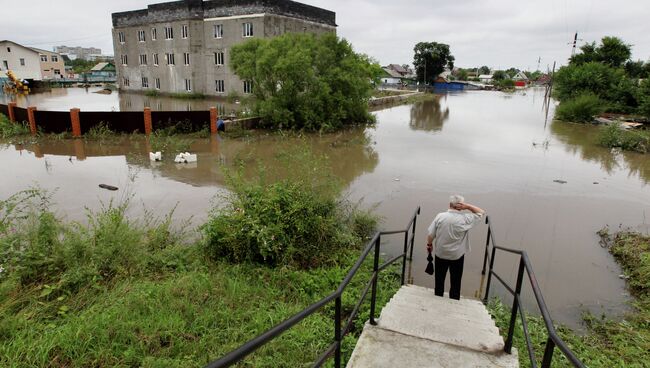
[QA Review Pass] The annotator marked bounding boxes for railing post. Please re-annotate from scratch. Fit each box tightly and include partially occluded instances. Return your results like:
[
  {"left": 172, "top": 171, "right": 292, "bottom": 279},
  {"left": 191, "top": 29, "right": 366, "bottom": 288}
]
[
  {"left": 334, "top": 296, "right": 342, "bottom": 368},
  {"left": 369, "top": 235, "right": 381, "bottom": 325},
  {"left": 483, "top": 245, "right": 496, "bottom": 304},
  {"left": 481, "top": 218, "right": 491, "bottom": 275},
  {"left": 541, "top": 337, "right": 556, "bottom": 368},
  {"left": 400, "top": 230, "right": 408, "bottom": 285},
  {"left": 408, "top": 213, "right": 418, "bottom": 262},
  {"left": 7, "top": 102, "right": 16, "bottom": 122},
  {"left": 505, "top": 258, "right": 526, "bottom": 354}
]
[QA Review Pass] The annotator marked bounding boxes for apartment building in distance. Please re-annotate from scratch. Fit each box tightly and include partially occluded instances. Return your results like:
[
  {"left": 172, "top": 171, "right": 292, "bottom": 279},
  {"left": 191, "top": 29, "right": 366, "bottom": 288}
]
[
  {"left": 54, "top": 45, "right": 103, "bottom": 61},
  {"left": 0, "top": 40, "right": 66, "bottom": 80},
  {"left": 111, "top": 0, "right": 336, "bottom": 96}
]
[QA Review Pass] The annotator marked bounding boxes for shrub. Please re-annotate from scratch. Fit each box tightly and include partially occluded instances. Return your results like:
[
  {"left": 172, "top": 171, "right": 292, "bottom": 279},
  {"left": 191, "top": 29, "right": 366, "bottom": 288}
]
[
  {"left": 202, "top": 147, "right": 377, "bottom": 268},
  {"left": 555, "top": 93, "right": 606, "bottom": 122},
  {"left": 554, "top": 62, "right": 630, "bottom": 103},
  {"left": 0, "top": 113, "right": 30, "bottom": 139},
  {"left": 598, "top": 124, "right": 650, "bottom": 153}
]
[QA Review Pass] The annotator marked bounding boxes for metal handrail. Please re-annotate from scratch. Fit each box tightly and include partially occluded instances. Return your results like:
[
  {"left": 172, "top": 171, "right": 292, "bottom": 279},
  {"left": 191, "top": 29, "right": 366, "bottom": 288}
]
[
  {"left": 206, "top": 207, "right": 421, "bottom": 368},
  {"left": 481, "top": 216, "right": 585, "bottom": 368}
]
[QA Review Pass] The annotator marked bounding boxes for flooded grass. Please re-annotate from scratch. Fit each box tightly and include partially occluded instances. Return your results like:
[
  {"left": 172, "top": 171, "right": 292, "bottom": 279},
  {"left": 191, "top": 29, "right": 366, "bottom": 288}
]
[
  {"left": 0, "top": 114, "right": 31, "bottom": 139},
  {"left": 598, "top": 124, "right": 650, "bottom": 153},
  {"left": 488, "top": 229, "right": 650, "bottom": 368}
]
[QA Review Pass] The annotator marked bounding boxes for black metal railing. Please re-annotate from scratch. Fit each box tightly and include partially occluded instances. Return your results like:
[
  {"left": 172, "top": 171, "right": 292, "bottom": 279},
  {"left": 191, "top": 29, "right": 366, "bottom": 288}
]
[
  {"left": 481, "top": 216, "right": 585, "bottom": 368},
  {"left": 205, "top": 207, "right": 420, "bottom": 368}
]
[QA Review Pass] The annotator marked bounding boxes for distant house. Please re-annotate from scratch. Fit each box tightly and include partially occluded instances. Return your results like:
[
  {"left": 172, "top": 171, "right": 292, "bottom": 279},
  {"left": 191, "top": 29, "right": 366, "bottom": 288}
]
[
  {"left": 511, "top": 71, "right": 529, "bottom": 82},
  {"left": 90, "top": 62, "right": 116, "bottom": 79},
  {"left": 478, "top": 74, "right": 493, "bottom": 83},
  {"left": 381, "top": 67, "right": 403, "bottom": 85},
  {"left": 0, "top": 40, "right": 65, "bottom": 80}
]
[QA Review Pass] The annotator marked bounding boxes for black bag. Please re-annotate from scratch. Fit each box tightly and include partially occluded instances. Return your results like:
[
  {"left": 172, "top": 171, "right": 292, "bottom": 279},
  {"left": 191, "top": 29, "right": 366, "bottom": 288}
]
[{"left": 425, "top": 250, "right": 434, "bottom": 275}]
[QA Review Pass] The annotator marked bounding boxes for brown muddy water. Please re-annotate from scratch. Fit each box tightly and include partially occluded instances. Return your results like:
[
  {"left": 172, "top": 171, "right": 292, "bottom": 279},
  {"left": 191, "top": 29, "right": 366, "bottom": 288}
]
[
  {"left": 1, "top": 86, "right": 243, "bottom": 114},
  {"left": 2, "top": 87, "right": 649, "bottom": 329}
]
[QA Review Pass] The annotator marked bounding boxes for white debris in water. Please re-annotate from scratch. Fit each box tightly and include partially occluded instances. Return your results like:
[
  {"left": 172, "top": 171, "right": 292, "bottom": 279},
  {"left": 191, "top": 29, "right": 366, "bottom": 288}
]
[
  {"left": 174, "top": 152, "right": 197, "bottom": 163},
  {"left": 149, "top": 151, "right": 162, "bottom": 161}
]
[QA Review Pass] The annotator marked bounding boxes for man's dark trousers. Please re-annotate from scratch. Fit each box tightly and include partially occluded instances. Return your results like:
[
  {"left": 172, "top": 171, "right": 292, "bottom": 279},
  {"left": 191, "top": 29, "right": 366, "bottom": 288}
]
[{"left": 434, "top": 255, "right": 464, "bottom": 300}]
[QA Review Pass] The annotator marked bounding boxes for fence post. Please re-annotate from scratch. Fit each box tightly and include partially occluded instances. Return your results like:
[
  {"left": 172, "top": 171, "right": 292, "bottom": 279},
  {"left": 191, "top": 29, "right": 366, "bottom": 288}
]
[
  {"left": 70, "top": 108, "right": 81, "bottom": 137},
  {"left": 210, "top": 107, "right": 218, "bottom": 134},
  {"left": 27, "top": 106, "right": 37, "bottom": 135},
  {"left": 334, "top": 296, "right": 342, "bottom": 368},
  {"left": 369, "top": 235, "right": 381, "bottom": 325},
  {"left": 7, "top": 102, "right": 17, "bottom": 122},
  {"left": 144, "top": 107, "right": 152, "bottom": 135},
  {"left": 505, "top": 258, "right": 526, "bottom": 354}
]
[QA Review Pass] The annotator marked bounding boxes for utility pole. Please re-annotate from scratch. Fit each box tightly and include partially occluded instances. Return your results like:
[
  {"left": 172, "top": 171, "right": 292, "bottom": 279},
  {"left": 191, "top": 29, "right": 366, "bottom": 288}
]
[{"left": 569, "top": 32, "right": 583, "bottom": 57}]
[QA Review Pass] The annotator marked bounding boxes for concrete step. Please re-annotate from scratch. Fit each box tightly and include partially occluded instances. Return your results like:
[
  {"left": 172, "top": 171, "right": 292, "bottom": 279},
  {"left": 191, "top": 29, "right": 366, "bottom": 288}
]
[
  {"left": 346, "top": 323, "right": 519, "bottom": 368},
  {"left": 379, "top": 302, "right": 499, "bottom": 332},
  {"left": 400, "top": 285, "right": 486, "bottom": 308},
  {"left": 386, "top": 288, "right": 490, "bottom": 317}
]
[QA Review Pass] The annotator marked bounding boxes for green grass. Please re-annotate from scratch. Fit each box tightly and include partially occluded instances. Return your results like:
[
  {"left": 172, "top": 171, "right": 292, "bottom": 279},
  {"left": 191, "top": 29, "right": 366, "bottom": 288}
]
[
  {"left": 488, "top": 229, "right": 650, "bottom": 367},
  {"left": 0, "top": 149, "right": 395, "bottom": 367},
  {"left": 0, "top": 113, "right": 31, "bottom": 139},
  {"left": 598, "top": 124, "right": 650, "bottom": 153}
]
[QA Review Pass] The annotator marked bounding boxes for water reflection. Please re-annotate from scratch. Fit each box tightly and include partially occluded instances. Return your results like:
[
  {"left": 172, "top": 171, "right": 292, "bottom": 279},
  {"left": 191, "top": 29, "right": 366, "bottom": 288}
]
[
  {"left": 15, "top": 128, "right": 378, "bottom": 188},
  {"left": 409, "top": 96, "right": 450, "bottom": 132},
  {"left": 551, "top": 120, "right": 650, "bottom": 183}
]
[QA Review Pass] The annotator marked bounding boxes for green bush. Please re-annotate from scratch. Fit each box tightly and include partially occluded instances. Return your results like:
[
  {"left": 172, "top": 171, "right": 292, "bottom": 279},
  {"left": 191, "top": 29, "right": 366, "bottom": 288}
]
[
  {"left": 0, "top": 113, "right": 30, "bottom": 139},
  {"left": 496, "top": 79, "right": 515, "bottom": 89},
  {"left": 230, "top": 33, "right": 382, "bottom": 131},
  {"left": 555, "top": 93, "right": 606, "bottom": 122},
  {"left": 598, "top": 124, "right": 650, "bottom": 153},
  {"left": 202, "top": 148, "right": 377, "bottom": 268}
]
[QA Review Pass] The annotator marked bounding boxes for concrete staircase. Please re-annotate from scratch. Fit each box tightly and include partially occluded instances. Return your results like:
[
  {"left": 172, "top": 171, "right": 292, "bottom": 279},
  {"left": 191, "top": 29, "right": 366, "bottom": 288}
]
[{"left": 346, "top": 285, "right": 519, "bottom": 368}]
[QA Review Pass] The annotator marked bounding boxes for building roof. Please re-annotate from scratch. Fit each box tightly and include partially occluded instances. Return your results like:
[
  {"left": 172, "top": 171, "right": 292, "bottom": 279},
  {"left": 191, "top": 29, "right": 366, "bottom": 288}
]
[
  {"left": 91, "top": 62, "right": 110, "bottom": 71},
  {"left": 478, "top": 74, "right": 493, "bottom": 79},
  {"left": 387, "top": 64, "right": 408, "bottom": 75},
  {"left": 0, "top": 40, "right": 39, "bottom": 55},
  {"left": 112, "top": 0, "right": 336, "bottom": 28},
  {"left": 382, "top": 67, "right": 403, "bottom": 79}
]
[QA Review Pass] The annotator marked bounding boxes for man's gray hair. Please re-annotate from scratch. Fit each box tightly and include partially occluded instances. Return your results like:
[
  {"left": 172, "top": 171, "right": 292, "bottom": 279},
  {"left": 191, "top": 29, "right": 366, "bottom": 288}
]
[{"left": 449, "top": 194, "right": 465, "bottom": 205}]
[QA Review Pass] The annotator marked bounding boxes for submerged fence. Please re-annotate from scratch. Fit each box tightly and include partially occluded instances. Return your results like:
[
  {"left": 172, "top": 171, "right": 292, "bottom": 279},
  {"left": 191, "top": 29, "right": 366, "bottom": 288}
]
[{"left": 0, "top": 102, "right": 259, "bottom": 136}]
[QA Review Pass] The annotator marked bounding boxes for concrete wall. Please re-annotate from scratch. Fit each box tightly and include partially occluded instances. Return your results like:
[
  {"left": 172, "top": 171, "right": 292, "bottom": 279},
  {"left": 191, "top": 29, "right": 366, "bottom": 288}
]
[{"left": 0, "top": 41, "right": 41, "bottom": 80}]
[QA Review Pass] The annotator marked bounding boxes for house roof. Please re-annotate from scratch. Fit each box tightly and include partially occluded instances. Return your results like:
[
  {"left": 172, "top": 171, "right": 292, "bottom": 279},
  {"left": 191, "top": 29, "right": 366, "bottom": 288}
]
[
  {"left": 512, "top": 71, "right": 529, "bottom": 80},
  {"left": 0, "top": 40, "right": 38, "bottom": 54},
  {"left": 91, "top": 62, "right": 110, "bottom": 71},
  {"left": 382, "top": 67, "right": 403, "bottom": 78},
  {"left": 478, "top": 74, "right": 493, "bottom": 79},
  {"left": 387, "top": 64, "right": 408, "bottom": 74},
  {"left": 28, "top": 46, "right": 59, "bottom": 55}
]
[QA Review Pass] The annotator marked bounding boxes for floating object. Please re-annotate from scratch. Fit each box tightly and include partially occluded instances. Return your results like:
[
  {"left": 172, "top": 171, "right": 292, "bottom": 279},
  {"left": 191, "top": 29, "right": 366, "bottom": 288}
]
[
  {"left": 552, "top": 179, "right": 567, "bottom": 184},
  {"left": 394, "top": 178, "right": 400, "bottom": 181},
  {"left": 621, "top": 122, "right": 643, "bottom": 129},
  {"left": 174, "top": 152, "right": 197, "bottom": 163},
  {"left": 149, "top": 151, "right": 162, "bottom": 161},
  {"left": 593, "top": 117, "right": 613, "bottom": 125},
  {"left": 593, "top": 182, "right": 599, "bottom": 184},
  {"left": 99, "top": 184, "right": 118, "bottom": 191}
]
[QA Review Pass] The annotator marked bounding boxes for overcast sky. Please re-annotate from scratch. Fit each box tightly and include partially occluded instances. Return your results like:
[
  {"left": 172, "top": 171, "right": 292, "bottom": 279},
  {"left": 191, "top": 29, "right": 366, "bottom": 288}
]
[{"left": 1, "top": 0, "right": 648, "bottom": 71}]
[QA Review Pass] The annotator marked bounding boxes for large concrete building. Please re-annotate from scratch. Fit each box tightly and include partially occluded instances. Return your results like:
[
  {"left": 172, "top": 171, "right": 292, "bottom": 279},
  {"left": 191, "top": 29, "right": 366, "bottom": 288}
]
[
  {"left": 54, "top": 45, "right": 103, "bottom": 61},
  {"left": 111, "top": 0, "right": 336, "bottom": 96},
  {"left": 0, "top": 40, "right": 66, "bottom": 80}
]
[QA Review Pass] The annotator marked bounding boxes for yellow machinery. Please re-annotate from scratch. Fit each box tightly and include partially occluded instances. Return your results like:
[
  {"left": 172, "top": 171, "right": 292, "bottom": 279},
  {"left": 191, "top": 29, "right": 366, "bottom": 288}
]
[{"left": 2, "top": 70, "right": 30, "bottom": 95}]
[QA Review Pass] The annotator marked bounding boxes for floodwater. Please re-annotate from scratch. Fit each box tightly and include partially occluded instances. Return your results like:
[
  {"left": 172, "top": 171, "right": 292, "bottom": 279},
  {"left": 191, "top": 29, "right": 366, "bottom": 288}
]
[
  {"left": 1, "top": 86, "right": 243, "bottom": 114},
  {"left": 2, "top": 88, "right": 649, "bottom": 329}
]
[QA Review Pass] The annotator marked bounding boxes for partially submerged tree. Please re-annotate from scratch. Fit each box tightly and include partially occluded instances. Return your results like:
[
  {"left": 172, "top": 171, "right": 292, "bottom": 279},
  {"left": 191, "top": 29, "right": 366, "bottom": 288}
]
[
  {"left": 230, "top": 33, "right": 382, "bottom": 131},
  {"left": 413, "top": 42, "right": 455, "bottom": 84}
]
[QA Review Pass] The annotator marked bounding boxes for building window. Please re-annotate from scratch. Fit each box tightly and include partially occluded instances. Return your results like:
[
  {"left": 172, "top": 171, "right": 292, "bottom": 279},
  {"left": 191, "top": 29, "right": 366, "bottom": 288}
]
[
  {"left": 185, "top": 79, "right": 192, "bottom": 91},
  {"left": 6, "top": 47, "right": 10, "bottom": 52},
  {"left": 153, "top": 53, "right": 159, "bottom": 66},
  {"left": 40, "top": 55, "right": 48, "bottom": 62},
  {"left": 118, "top": 32, "right": 125, "bottom": 43},
  {"left": 121, "top": 54, "right": 128, "bottom": 65},
  {"left": 2, "top": 61, "right": 7, "bottom": 70},
  {"left": 138, "top": 30, "right": 146, "bottom": 42},
  {"left": 183, "top": 52, "right": 190, "bottom": 65},
  {"left": 243, "top": 22, "right": 254, "bottom": 37},
  {"left": 19, "top": 58, "right": 25, "bottom": 66},
  {"left": 54, "top": 69, "right": 61, "bottom": 75},
  {"left": 166, "top": 53, "right": 175, "bottom": 65},
  {"left": 155, "top": 78, "right": 160, "bottom": 90},
  {"left": 215, "top": 80, "right": 225, "bottom": 93},
  {"left": 214, "top": 51, "right": 224, "bottom": 66},
  {"left": 181, "top": 25, "right": 189, "bottom": 38},
  {"left": 151, "top": 28, "right": 157, "bottom": 41},
  {"left": 142, "top": 77, "right": 149, "bottom": 88},
  {"left": 139, "top": 54, "right": 147, "bottom": 65},
  {"left": 243, "top": 80, "right": 253, "bottom": 94},
  {"left": 51, "top": 55, "right": 58, "bottom": 62},
  {"left": 214, "top": 24, "right": 223, "bottom": 38},
  {"left": 165, "top": 26, "right": 173, "bottom": 40},
  {"left": 123, "top": 77, "right": 130, "bottom": 87}
]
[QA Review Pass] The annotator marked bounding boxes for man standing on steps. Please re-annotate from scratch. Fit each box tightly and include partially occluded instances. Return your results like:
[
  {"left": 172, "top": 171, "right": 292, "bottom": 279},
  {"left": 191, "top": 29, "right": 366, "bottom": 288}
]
[{"left": 426, "top": 195, "right": 485, "bottom": 300}]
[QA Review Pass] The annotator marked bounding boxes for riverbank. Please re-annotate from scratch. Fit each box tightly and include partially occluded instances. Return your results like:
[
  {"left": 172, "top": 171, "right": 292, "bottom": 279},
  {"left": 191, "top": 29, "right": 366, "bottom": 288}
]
[{"left": 488, "top": 229, "right": 650, "bottom": 367}]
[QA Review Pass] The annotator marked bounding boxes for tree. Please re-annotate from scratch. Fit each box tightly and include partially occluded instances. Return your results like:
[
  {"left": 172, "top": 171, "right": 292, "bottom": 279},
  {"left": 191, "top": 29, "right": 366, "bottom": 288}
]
[
  {"left": 570, "top": 36, "right": 631, "bottom": 68},
  {"left": 505, "top": 67, "right": 519, "bottom": 78},
  {"left": 492, "top": 70, "right": 507, "bottom": 81},
  {"left": 413, "top": 42, "right": 454, "bottom": 84},
  {"left": 478, "top": 66, "right": 490, "bottom": 75},
  {"left": 456, "top": 69, "right": 469, "bottom": 81},
  {"left": 230, "top": 33, "right": 382, "bottom": 131}
]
